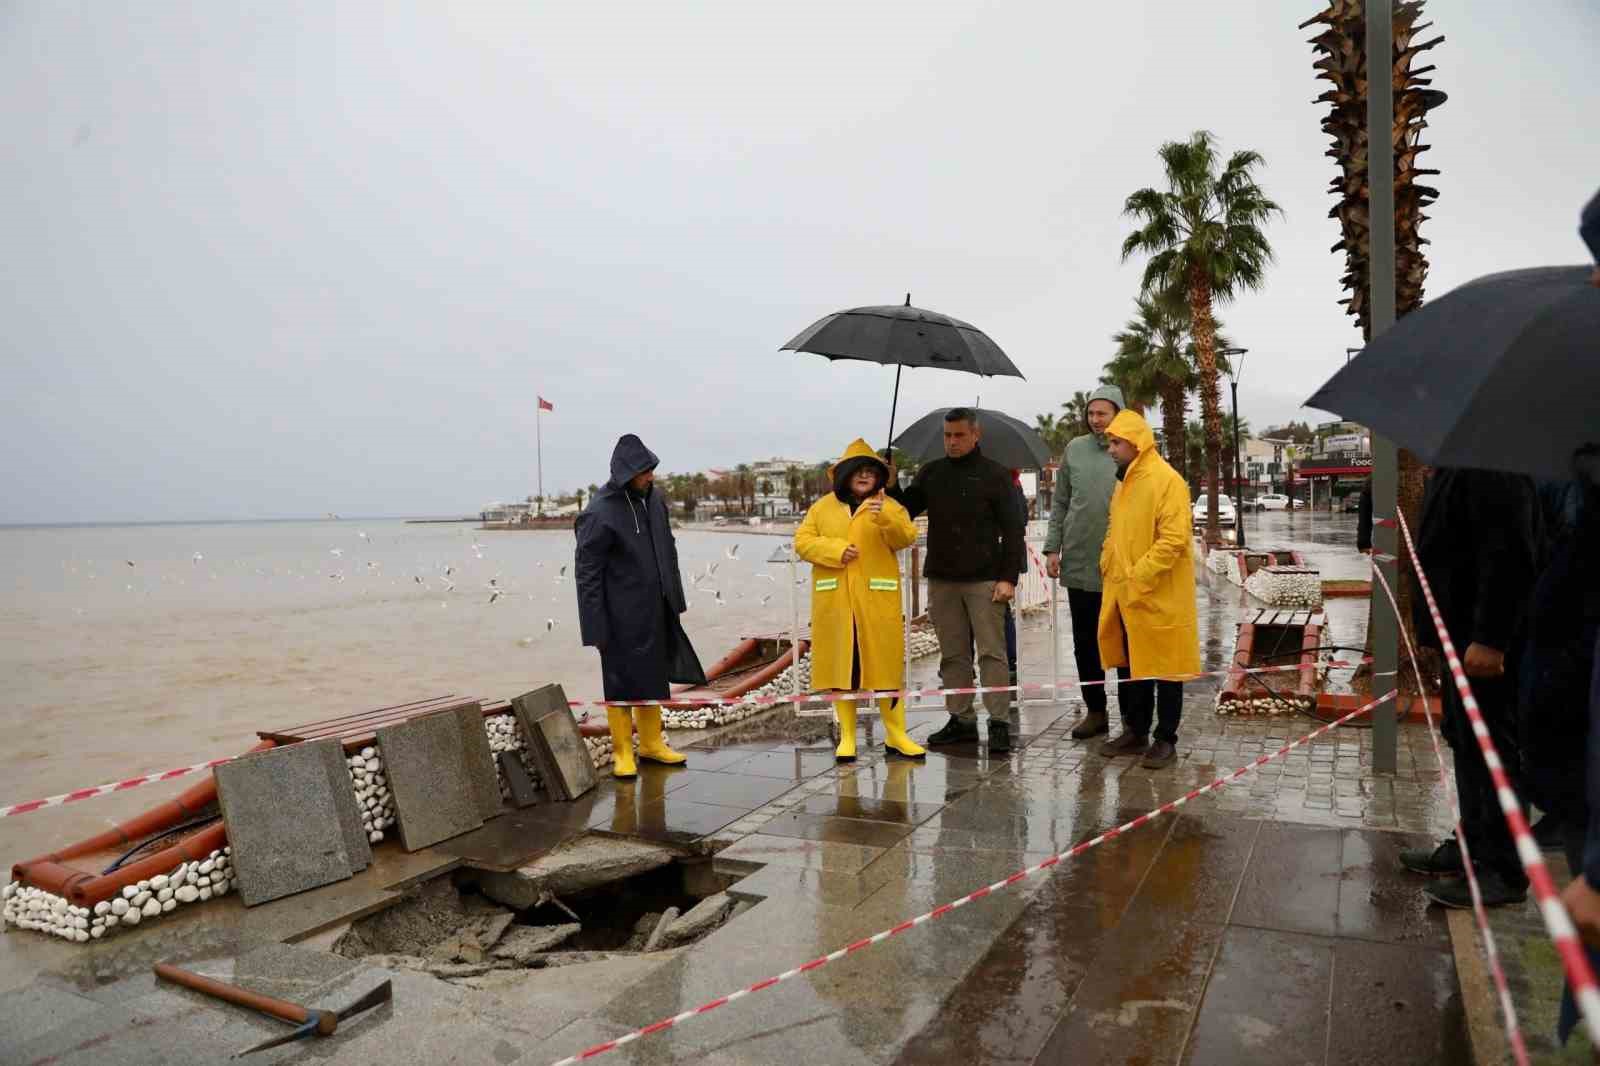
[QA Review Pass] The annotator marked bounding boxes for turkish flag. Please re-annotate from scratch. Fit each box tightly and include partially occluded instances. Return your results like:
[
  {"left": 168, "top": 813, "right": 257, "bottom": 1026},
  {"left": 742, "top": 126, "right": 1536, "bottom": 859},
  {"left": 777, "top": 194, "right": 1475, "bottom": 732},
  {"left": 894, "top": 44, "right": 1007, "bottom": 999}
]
[{"left": 537, "top": 396, "right": 554, "bottom": 412}]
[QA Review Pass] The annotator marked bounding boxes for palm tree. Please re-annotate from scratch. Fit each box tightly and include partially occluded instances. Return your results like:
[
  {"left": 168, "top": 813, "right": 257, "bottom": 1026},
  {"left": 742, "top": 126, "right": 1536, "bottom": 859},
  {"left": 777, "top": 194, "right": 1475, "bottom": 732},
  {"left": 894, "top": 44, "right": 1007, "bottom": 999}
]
[
  {"left": 1220, "top": 412, "right": 1252, "bottom": 494},
  {"left": 1122, "top": 130, "right": 1280, "bottom": 541},
  {"left": 1032, "top": 413, "right": 1073, "bottom": 458},
  {"left": 1185, "top": 419, "right": 1206, "bottom": 494},
  {"left": 1059, "top": 391, "right": 1093, "bottom": 434},
  {"left": 735, "top": 463, "right": 752, "bottom": 515}
]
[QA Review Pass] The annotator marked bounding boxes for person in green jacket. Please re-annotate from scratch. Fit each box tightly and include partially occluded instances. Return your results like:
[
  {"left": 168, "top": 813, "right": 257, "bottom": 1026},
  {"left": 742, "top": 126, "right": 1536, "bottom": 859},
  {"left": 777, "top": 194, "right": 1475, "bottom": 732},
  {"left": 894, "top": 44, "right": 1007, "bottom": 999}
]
[{"left": 1043, "top": 384, "right": 1126, "bottom": 739}]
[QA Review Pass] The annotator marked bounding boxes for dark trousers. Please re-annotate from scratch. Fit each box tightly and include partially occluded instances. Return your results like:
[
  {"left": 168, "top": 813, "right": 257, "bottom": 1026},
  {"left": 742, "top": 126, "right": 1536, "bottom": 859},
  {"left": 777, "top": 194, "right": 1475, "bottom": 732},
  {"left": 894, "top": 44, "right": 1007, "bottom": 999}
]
[
  {"left": 1442, "top": 667, "right": 1528, "bottom": 888},
  {"left": 1066, "top": 586, "right": 1116, "bottom": 715},
  {"left": 1121, "top": 631, "right": 1182, "bottom": 743}
]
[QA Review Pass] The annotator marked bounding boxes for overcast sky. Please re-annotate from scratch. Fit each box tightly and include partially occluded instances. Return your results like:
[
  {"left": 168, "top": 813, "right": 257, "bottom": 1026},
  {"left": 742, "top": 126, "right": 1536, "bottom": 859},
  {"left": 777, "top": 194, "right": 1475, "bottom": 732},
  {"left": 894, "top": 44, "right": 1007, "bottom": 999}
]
[{"left": 3, "top": 2, "right": 1595, "bottom": 523}]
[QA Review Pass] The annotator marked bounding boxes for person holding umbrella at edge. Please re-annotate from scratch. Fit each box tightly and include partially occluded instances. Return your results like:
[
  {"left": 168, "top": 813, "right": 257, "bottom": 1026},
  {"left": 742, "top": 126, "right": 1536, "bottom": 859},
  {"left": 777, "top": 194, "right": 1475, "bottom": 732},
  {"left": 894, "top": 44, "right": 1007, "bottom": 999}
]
[
  {"left": 888, "top": 408, "right": 1026, "bottom": 752},
  {"left": 794, "top": 439, "right": 925, "bottom": 762}
]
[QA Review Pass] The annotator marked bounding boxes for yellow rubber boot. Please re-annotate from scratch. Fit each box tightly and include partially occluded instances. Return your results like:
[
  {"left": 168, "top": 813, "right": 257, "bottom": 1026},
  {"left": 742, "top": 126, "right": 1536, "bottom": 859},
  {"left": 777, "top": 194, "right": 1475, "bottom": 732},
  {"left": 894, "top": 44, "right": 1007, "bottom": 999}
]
[
  {"left": 880, "top": 698, "right": 926, "bottom": 758},
  {"left": 635, "top": 706, "right": 687, "bottom": 766},
  {"left": 607, "top": 707, "right": 638, "bottom": 779},
  {"left": 835, "top": 700, "right": 858, "bottom": 762}
]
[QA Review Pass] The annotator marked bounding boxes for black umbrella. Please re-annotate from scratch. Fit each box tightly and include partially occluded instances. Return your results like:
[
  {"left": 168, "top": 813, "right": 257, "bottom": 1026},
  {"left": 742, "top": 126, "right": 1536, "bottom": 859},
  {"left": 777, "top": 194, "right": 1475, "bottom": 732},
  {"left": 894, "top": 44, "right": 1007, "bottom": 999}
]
[
  {"left": 892, "top": 407, "right": 1051, "bottom": 471},
  {"left": 1304, "top": 265, "right": 1600, "bottom": 479},
  {"left": 781, "top": 295, "right": 1024, "bottom": 451}
]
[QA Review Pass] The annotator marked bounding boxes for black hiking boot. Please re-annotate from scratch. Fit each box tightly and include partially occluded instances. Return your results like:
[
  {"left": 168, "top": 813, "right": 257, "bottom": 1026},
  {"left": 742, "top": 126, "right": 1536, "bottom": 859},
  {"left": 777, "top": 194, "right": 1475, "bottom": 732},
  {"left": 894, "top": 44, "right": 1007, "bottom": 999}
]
[
  {"left": 1399, "top": 838, "right": 1465, "bottom": 877},
  {"left": 987, "top": 720, "right": 1012, "bottom": 753},
  {"left": 1070, "top": 710, "right": 1110, "bottom": 740},
  {"left": 1424, "top": 869, "right": 1528, "bottom": 909},
  {"left": 927, "top": 715, "right": 980, "bottom": 746}
]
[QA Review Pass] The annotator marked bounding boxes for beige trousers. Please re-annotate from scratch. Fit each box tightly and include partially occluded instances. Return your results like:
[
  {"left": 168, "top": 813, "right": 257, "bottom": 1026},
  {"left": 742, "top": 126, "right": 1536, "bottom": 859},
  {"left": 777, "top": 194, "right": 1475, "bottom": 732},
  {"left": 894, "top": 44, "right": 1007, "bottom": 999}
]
[{"left": 927, "top": 579, "right": 1010, "bottom": 720}]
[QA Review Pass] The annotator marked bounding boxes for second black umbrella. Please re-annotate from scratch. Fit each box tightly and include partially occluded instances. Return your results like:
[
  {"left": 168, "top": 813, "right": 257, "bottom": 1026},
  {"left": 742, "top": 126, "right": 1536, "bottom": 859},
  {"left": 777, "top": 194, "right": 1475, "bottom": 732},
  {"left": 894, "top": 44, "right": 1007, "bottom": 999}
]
[{"left": 892, "top": 407, "right": 1051, "bottom": 471}]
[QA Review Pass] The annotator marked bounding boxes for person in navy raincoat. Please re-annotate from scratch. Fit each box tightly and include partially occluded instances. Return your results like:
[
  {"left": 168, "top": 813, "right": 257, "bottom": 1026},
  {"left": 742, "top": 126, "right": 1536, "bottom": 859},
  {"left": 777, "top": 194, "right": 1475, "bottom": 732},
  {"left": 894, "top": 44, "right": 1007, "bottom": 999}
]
[{"left": 575, "top": 434, "right": 705, "bottom": 777}]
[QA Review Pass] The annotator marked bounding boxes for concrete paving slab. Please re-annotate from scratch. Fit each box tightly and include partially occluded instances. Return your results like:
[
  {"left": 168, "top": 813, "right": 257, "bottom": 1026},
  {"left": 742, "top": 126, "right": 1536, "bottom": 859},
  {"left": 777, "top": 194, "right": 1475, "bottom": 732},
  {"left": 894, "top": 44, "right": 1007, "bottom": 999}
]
[
  {"left": 1336, "top": 827, "right": 1449, "bottom": 948},
  {"left": 713, "top": 834, "right": 886, "bottom": 876},
  {"left": 1180, "top": 926, "right": 1334, "bottom": 1066},
  {"left": 1325, "top": 940, "right": 1470, "bottom": 1064},
  {"left": 0, "top": 982, "right": 106, "bottom": 1062},
  {"left": 379, "top": 712, "right": 485, "bottom": 851},
  {"left": 594, "top": 798, "right": 747, "bottom": 845},
  {"left": 452, "top": 701, "right": 506, "bottom": 820},
  {"left": 215, "top": 742, "right": 355, "bottom": 906},
  {"left": 311, "top": 736, "right": 373, "bottom": 873},
  {"left": 1230, "top": 822, "right": 1344, "bottom": 937},
  {"left": 756, "top": 810, "right": 918, "bottom": 850}
]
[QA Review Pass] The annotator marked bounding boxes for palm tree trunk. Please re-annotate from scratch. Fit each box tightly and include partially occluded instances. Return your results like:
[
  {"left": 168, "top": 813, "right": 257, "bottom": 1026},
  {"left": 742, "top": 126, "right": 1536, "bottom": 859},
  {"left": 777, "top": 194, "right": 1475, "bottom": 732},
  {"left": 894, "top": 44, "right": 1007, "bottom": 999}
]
[
  {"left": 1187, "top": 265, "right": 1225, "bottom": 543},
  {"left": 1161, "top": 380, "right": 1187, "bottom": 480}
]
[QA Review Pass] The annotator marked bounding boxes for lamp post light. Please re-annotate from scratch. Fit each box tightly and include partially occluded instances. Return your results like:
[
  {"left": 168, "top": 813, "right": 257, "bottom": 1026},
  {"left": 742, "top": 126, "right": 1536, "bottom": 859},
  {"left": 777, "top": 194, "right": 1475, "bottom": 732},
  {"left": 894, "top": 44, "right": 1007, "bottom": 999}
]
[{"left": 1219, "top": 347, "right": 1249, "bottom": 547}]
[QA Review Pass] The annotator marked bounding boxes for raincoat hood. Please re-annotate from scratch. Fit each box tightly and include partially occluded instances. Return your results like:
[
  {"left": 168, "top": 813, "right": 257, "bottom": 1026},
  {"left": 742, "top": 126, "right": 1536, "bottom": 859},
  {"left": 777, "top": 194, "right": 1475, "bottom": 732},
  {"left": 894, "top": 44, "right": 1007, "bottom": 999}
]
[
  {"left": 606, "top": 434, "right": 660, "bottom": 491},
  {"left": 830, "top": 438, "right": 889, "bottom": 501},
  {"left": 1087, "top": 384, "right": 1125, "bottom": 416},
  {"left": 1106, "top": 409, "right": 1156, "bottom": 459}
]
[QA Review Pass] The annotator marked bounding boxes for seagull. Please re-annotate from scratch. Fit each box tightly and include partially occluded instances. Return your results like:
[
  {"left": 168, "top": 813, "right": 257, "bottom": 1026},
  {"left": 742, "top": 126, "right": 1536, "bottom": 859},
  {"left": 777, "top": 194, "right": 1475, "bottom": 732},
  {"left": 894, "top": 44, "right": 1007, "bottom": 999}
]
[
  {"left": 754, "top": 572, "right": 775, "bottom": 582},
  {"left": 191, "top": 553, "right": 203, "bottom": 564},
  {"left": 708, "top": 562, "right": 719, "bottom": 576},
  {"left": 489, "top": 589, "right": 503, "bottom": 604},
  {"left": 558, "top": 565, "right": 568, "bottom": 579},
  {"left": 367, "top": 561, "right": 380, "bottom": 570},
  {"left": 125, "top": 560, "right": 135, "bottom": 567},
  {"left": 442, "top": 580, "right": 456, "bottom": 592},
  {"left": 444, "top": 566, "right": 454, "bottom": 576},
  {"left": 329, "top": 573, "right": 345, "bottom": 582},
  {"left": 357, "top": 531, "right": 370, "bottom": 541},
  {"left": 488, "top": 577, "right": 499, "bottom": 587},
  {"left": 518, "top": 636, "right": 536, "bottom": 647},
  {"left": 713, "top": 590, "right": 726, "bottom": 607},
  {"left": 761, "top": 594, "right": 773, "bottom": 605},
  {"left": 725, "top": 544, "right": 740, "bottom": 560},
  {"left": 546, "top": 618, "right": 558, "bottom": 632},
  {"left": 330, "top": 548, "right": 344, "bottom": 557},
  {"left": 414, "top": 575, "right": 424, "bottom": 584}
]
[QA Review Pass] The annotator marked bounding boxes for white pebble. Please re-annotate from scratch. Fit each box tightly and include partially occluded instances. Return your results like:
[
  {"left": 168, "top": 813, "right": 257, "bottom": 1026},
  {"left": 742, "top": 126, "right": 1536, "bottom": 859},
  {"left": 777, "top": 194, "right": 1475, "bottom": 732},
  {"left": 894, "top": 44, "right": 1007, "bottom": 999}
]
[
  {"left": 136, "top": 880, "right": 150, "bottom": 892},
  {"left": 368, "top": 830, "right": 382, "bottom": 843},
  {"left": 186, "top": 871, "right": 199, "bottom": 885},
  {"left": 123, "top": 907, "right": 141, "bottom": 925},
  {"left": 150, "top": 874, "right": 169, "bottom": 891},
  {"left": 94, "top": 901, "right": 110, "bottom": 916},
  {"left": 90, "top": 926, "right": 105, "bottom": 939},
  {"left": 215, "top": 879, "right": 231, "bottom": 896},
  {"left": 74, "top": 929, "right": 89, "bottom": 942},
  {"left": 105, "top": 913, "right": 119, "bottom": 927},
  {"left": 111, "top": 898, "right": 129, "bottom": 916},
  {"left": 197, "top": 877, "right": 210, "bottom": 888},
  {"left": 198, "top": 860, "right": 215, "bottom": 875},
  {"left": 160, "top": 899, "right": 176, "bottom": 913},
  {"left": 122, "top": 885, "right": 139, "bottom": 900},
  {"left": 141, "top": 899, "right": 161, "bottom": 918},
  {"left": 73, "top": 916, "right": 88, "bottom": 930},
  {"left": 176, "top": 885, "right": 199, "bottom": 903},
  {"left": 157, "top": 888, "right": 173, "bottom": 903},
  {"left": 132, "top": 891, "right": 152, "bottom": 908},
  {"left": 198, "top": 887, "right": 212, "bottom": 902}
]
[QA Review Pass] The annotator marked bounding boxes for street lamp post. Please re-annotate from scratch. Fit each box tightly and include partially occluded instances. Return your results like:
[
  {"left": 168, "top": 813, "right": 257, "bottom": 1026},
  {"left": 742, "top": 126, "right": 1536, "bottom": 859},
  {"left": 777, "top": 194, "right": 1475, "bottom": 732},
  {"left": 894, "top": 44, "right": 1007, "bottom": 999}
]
[{"left": 1219, "top": 347, "right": 1249, "bottom": 547}]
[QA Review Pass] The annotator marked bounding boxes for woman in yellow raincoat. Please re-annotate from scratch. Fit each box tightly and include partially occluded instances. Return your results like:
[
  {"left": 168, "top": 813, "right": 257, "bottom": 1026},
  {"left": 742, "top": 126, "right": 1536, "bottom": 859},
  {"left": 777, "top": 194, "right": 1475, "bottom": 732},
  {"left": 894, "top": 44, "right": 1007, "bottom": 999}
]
[{"left": 794, "top": 439, "right": 925, "bottom": 761}]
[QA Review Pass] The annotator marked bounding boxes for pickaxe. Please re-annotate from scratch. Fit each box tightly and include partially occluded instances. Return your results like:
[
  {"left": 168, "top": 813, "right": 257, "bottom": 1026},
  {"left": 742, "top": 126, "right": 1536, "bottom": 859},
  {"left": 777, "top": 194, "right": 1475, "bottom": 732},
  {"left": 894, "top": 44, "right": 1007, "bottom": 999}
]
[{"left": 153, "top": 961, "right": 392, "bottom": 1056}]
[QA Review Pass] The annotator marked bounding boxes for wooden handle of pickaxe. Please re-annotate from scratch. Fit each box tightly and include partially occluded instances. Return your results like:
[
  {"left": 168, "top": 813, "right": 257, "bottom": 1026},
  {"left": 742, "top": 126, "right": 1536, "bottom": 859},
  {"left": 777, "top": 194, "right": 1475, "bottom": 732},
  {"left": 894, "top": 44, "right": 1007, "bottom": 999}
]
[{"left": 154, "top": 963, "right": 330, "bottom": 1034}]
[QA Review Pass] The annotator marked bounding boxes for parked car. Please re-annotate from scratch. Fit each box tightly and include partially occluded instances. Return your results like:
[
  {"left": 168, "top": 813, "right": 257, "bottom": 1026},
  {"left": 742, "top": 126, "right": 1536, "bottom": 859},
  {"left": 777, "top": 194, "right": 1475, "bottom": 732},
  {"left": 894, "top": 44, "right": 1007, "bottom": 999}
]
[
  {"left": 1192, "top": 494, "right": 1237, "bottom": 527},
  {"left": 1254, "top": 493, "right": 1292, "bottom": 512}
]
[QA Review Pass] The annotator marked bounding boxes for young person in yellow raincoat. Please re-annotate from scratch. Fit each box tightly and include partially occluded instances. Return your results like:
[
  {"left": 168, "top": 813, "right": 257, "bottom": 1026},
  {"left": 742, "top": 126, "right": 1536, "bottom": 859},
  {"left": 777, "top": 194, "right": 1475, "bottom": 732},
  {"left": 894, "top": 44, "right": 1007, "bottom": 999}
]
[{"left": 794, "top": 439, "right": 925, "bottom": 762}]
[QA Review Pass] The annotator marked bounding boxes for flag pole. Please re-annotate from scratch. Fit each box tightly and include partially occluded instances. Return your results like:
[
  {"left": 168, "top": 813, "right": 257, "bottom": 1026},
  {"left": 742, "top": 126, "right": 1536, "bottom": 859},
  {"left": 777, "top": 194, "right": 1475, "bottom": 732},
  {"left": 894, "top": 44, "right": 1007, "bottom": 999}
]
[{"left": 536, "top": 402, "right": 544, "bottom": 514}]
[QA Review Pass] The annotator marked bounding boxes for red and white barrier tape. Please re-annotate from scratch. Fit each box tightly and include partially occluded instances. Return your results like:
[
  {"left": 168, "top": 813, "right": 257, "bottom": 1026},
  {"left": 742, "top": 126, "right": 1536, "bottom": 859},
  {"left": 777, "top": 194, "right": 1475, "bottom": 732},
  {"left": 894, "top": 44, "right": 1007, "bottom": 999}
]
[
  {"left": 546, "top": 689, "right": 1396, "bottom": 1066},
  {"left": 0, "top": 758, "right": 234, "bottom": 820},
  {"left": 1394, "top": 510, "right": 1600, "bottom": 1046},
  {"left": 1369, "top": 560, "right": 1527, "bottom": 1064},
  {"left": 571, "top": 658, "right": 1365, "bottom": 710},
  {"left": 0, "top": 659, "right": 1364, "bottom": 819}
]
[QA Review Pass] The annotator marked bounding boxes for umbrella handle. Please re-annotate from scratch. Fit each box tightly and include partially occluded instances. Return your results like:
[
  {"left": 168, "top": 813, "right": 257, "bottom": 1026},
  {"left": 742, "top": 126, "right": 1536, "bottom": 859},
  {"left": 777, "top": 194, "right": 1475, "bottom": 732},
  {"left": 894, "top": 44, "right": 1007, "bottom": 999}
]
[{"left": 885, "top": 364, "right": 903, "bottom": 468}]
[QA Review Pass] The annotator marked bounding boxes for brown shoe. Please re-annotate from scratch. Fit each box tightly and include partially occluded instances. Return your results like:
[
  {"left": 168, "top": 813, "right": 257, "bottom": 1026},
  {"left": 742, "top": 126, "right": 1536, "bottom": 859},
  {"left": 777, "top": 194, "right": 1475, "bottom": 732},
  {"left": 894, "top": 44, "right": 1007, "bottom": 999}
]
[
  {"left": 1071, "top": 710, "right": 1109, "bottom": 740},
  {"left": 1141, "top": 740, "right": 1177, "bottom": 768},
  {"left": 1099, "top": 731, "right": 1148, "bottom": 757}
]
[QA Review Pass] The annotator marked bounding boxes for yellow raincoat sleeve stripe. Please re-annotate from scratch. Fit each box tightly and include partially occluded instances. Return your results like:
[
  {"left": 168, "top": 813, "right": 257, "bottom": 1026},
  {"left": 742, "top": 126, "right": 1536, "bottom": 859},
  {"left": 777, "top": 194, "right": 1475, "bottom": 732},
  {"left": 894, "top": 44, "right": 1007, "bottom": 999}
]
[
  {"left": 1130, "top": 480, "right": 1192, "bottom": 594},
  {"left": 795, "top": 499, "right": 850, "bottom": 567}
]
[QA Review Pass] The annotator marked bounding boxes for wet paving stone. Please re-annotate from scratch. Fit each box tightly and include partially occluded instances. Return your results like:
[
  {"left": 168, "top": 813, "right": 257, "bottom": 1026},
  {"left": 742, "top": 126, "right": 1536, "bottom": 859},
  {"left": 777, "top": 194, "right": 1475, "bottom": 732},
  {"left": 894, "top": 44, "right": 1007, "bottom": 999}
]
[
  {"left": 1325, "top": 940, "right": 1470, "bottom": 1064},
  {"left": 796, "top": 792, "right": 941, "bottom": 825},
  {"left": 1181, "top": 926, "right": 1333, "bottom": 1066},
  {"left": 1230, "top": 822, "right": 1343, "bottom": 937},
  {"left": 757, "top": 810, "right": 918, "bottom": 850},
  {"left": 1336, "top": 828, "right": 1449, "bottom": 947},
  {"left": 665, "top": 769, "right": 803, "bottom": 810}
]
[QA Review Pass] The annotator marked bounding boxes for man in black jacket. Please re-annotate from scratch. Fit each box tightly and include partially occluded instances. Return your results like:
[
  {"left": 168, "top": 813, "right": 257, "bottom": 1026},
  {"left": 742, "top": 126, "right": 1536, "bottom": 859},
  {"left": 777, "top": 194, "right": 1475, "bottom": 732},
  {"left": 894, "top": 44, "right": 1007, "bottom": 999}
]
[
  {"left": 890, "top": 409, "right": 1026, "bottom": 751},
  {"left": 575, "top": 435, "right": 706, "bottom": 779},
  {"left": 1399, "top": 466, "right": 1540, "bottom": 908}
]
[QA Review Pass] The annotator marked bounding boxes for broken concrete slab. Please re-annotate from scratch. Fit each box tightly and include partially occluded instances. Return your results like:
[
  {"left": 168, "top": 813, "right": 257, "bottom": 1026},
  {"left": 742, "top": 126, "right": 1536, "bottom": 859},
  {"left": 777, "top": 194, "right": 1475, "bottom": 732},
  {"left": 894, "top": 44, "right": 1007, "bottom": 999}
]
[
  {"left": 642, "top": 907, "right": 678, "bottom": 953},
  {"left": 490, "top": 923, "right": 583, "bottom": 963},
  {"left": 498, "top": 751, "right": 540, "bottom": 808},
  {"left": 474, "top": 834, "right": 678, "bottom": 908},
  {"left": 215, "top": 742, "right": 354, "bottom": 906},
  {"left": 660, "top": 891, "right": 733, "bottom": 947},
  {"left": 451, "top": 701, "right": 504, "bottom": 821},
  {"left": 425, "top": 912, "right": 517, "bottom": 964},
  {"left": 378, "top": 712, "right": 485, "bottom": 852},
  {"left": 333, "top": 876, "right": 467, "bottom": 959}
]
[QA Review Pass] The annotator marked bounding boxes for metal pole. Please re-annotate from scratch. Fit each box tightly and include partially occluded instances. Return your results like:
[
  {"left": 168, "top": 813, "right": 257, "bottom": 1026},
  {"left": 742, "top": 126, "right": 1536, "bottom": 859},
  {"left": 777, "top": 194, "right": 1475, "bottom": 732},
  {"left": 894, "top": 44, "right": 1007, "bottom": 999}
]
[
  {"left": 1367, "top": 0, "right": 1399, "bottom": 774},
  {"left": 790, "top": 550, "right": 802, "bottom": 711},
  {"left": 1231, "top": 378, "right": 1245, "bottom": 548},
  {"left": 536, "top": 405, "right": 544, "bottom": 514},
  {"left": 901, "top": 548, "right": 911, "bottom": 712},
  {"left": 885, "top": 364, "right": 904, "bottom": 460},
  {"left": 1049, "top": 574, "right": 1060, "bottom": 705}
]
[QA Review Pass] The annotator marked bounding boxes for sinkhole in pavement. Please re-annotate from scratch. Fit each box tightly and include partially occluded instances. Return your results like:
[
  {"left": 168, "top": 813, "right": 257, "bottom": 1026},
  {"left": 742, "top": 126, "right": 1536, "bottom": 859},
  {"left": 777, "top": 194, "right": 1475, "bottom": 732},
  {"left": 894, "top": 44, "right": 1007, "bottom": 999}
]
[{"left": 332, "top": 856, "right": 749, "bottom": 977}]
